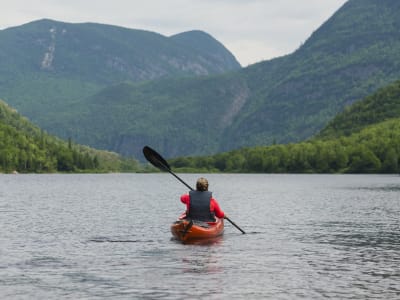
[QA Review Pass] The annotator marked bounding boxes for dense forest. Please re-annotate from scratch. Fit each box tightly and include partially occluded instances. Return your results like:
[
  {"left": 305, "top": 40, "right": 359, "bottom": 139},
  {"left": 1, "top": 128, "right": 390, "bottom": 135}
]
[
  {"left": 318, "top": 80, "right": 400, "bottom": 138},
  {"left": 31, "top": 0, "right": 400, "bottom": 160},
  {"left": 0, "top": 100, "right": 139, "bottom": 173},
  {"left": 169, "top": 119, "right": 400, "bottom": 173},
  {"left": 169, "top": 119, "right": 400, "bottom": 174},
  {"left": 168, "top": 80, "right": 400, "bottom": 174}
]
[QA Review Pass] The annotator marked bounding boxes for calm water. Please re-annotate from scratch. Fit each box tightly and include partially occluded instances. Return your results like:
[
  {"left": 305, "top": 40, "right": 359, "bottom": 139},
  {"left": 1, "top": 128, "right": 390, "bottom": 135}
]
[{"left": 0, "top": 174, "right": 399, "bottom": 299}]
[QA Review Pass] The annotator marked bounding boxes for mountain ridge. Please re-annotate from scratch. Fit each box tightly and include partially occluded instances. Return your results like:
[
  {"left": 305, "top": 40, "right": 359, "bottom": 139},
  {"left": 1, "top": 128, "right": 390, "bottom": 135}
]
[
  {"left": 3, "top": 1, "right": 400, "bottom": 160},
  {"left": 220, "top": 0, "right": 400, "bottom": 150},
  {"left": 47, "top": 0, "right": 400, "bottom": 159},
  {"left": 0, "top": 18, "right": 240, "bottom": 120}
]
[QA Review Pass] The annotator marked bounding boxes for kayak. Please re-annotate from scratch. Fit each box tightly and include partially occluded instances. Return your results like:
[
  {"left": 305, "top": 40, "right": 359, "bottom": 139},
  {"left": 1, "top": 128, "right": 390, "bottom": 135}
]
[{"left": 171, "top": 214, "right": 224, "bottom": 243}]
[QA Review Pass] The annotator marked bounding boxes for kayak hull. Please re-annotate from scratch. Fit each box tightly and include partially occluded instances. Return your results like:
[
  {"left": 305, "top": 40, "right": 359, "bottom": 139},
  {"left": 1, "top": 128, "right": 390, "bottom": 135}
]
[{"left": 170, "top": 216, "right": 224, "bottom": 243}]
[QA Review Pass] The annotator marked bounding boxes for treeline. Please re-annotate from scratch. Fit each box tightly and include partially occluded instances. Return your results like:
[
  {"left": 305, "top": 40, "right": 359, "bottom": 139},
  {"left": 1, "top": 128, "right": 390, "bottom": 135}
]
[
  {"left": 0, "top": 122, "right": 94, "bottom": 172},
  {"left": 169, "top": 119, "right": 400, "bottom": 174},
  {"left": 0, "top": 100, "right": 139, "bottom": 173}
]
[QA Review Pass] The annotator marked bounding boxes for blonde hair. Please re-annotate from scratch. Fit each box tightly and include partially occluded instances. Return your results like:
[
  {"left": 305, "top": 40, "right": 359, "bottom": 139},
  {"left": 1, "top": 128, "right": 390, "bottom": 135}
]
[{"left": 196, "top": 177, "right": 209, "bottom": 191}]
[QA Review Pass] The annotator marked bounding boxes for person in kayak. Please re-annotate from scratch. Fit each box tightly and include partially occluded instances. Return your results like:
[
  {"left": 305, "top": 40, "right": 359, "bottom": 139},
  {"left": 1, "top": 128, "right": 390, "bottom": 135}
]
[{"left": 180, "top": 177, "right": 226, "bottom": 222}]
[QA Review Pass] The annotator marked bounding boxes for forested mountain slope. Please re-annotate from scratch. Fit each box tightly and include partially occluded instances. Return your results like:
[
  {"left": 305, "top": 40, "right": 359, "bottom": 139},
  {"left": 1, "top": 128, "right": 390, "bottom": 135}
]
[
  {"left": 0, "top": 19, "right": 240, "bottom": 121},
  {"left": 54, "top": 74, "right": 247, "bottom": 157},
  {"left": 318, "top": 79, "right": 400, "bottom": 138},
  {"left": 3, "top": 1, "right": 400, "bottom": 161},
  {"left": 0, "top": 100, "right": 138, "bottom": 173},
  {"left": 47, "top": 0, "right": 400, "bottom": 159},
  {"left": 226, "top": 0, "right": 400, "bottom": 150},
  {"left": 168, "top": 78, "right": 400, "bottom": 173}
]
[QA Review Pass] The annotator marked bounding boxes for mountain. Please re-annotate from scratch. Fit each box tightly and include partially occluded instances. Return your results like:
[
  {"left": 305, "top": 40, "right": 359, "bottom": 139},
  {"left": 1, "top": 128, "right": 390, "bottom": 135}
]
[
  {"left": 0, "top": 99, "right": 138, "bottom": 173},
  {"left": 53, "top": 74, "right": 247, "bottom": 158},
  {"left": 225, "top": 0, "right": 400, "bottom": 149},
  {"left": 170, "top": 30, "right": 240, "bottom": 71},
  {"left": 42, "top": 0, "right": 400, "bottom": 159},
  {"left": 3, "top": 0, "right": 400, "bottom": 160},
  {"left": 0, "top": 19, "right": 240, "bottom": 120},
  {"left": 168, "top": 79, "right": 400, "bottom": 174}
]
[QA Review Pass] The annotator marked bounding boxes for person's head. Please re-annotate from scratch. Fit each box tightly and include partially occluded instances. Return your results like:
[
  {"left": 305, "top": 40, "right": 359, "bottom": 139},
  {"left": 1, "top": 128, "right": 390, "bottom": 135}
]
[{"left": 196, "top": 177, "right": 209, "bottom": 191}]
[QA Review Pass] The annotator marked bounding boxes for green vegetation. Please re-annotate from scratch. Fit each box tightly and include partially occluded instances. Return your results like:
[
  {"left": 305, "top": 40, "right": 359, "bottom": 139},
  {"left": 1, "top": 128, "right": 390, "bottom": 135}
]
[
  {"left": 0, "top": 19, "right": 240, "bottom": 125},
  {"left": 168, "top": 79, "right": 400, "bottom": 174},
  {"left": 318, "top": 80, "right": 400, "bottom": 138},
  {"left": 53, "top": 74, "right": 247, "bottom": 158},
  {"left": 0, "top": 100, "right": 139, "bottom": 173},
  {"left": 26, "top": 0, "right": 400, "bottom": 160},
  {"left": 2, "top": 1, "right": 400, "bottom": 161},
  {"left": 227, "top": 0, "right": 400, "bottom": 150},
  {"left": 169, "top": 119, "right": 400, "bottom": 174}
]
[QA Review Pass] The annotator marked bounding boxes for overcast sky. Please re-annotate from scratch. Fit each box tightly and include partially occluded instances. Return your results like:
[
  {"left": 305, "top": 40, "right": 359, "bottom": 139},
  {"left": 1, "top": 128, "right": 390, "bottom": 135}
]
[{"left": 0, "top": 0, "right": 348, "bottom": 66}]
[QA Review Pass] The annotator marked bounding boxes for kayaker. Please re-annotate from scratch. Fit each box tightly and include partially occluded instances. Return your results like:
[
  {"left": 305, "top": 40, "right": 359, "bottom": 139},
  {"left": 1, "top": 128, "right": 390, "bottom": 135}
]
[{"left": 180, "top": 177, "right": 226, "bottom": 222}]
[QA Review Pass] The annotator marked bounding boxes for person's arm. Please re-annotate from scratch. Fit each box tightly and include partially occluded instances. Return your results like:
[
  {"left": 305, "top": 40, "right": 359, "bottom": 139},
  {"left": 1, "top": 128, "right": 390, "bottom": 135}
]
[
  {"left": 180, "top": 193, "right": 189, "bottom": 204},
  {"left": 181, "top": 194, "right": 190, "bottom": 211},
  {"left": 210, "top": 198, "right": 225, "bottom": 219}
]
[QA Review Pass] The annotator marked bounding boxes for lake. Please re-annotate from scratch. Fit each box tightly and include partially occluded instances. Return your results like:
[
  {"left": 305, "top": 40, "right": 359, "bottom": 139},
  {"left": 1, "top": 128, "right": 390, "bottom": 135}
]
[{"left": 0, "top": 174, "right": 399, "bottom": 299}]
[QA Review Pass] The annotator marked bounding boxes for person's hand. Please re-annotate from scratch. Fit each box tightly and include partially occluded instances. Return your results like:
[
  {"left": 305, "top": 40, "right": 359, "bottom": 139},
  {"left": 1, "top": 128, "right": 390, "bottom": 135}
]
[{"left": 224, "top": 214, "right": 228, "bottom": 219}]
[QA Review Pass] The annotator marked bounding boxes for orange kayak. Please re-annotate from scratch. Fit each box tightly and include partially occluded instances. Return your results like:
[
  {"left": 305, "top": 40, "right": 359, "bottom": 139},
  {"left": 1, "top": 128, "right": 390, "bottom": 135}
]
[{"left": 170, "top": 215, "right": 224, "bottom": 243}]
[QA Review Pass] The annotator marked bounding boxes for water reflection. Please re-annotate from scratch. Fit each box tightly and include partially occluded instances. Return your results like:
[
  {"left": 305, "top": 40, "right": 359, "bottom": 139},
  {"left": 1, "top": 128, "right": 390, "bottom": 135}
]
[
  {"left": 181, "top": 255, "right": 222, "bottom": 275},
  {"left": 172, "top": 235, "right": 224, "bottom": 246},
  {"left": 179, "top": 239, "right": 224, "bottom": 275}
]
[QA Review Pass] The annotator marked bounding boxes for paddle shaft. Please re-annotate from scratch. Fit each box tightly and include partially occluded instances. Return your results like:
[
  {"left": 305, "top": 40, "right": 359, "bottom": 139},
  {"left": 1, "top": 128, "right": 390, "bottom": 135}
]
[
  {"left": 224, "top": 216, "right": 246, "bottom": 234},
  {"left": 168, "top": 169, "right": 193, "bottom": 191}
]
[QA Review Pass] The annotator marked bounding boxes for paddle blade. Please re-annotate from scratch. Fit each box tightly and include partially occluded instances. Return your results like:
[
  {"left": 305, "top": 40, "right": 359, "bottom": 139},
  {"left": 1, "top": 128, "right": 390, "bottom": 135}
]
[{"left": 143, "top": 146, "right": 171, "bottom": 172}]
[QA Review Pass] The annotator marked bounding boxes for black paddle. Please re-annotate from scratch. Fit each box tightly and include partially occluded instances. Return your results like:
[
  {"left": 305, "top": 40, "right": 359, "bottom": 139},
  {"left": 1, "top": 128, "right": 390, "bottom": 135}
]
[{"left": 142, "top": 145, "right": 246, "bottom": 234}]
